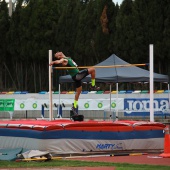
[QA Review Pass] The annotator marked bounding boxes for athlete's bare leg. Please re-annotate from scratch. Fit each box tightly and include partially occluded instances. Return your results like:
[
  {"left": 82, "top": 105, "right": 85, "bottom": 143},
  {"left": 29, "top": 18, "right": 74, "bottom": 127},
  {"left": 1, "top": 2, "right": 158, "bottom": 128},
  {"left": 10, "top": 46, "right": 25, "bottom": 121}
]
[{"left": 75, "top": 86, "right": 82, "bottom": 101}]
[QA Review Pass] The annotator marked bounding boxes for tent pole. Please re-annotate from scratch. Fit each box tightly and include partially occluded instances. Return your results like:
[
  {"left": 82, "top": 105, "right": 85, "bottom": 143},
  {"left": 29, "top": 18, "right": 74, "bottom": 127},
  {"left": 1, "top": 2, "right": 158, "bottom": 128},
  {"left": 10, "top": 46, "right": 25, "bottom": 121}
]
[
  {"left": 116, "top": 83, "right": 118, "bottom": 121},
  {"left": 109, "top": 84, "right": 112, "bottom": 117},
  {"left": 149, "top": 44, "right": 154, "bottom": 122}
]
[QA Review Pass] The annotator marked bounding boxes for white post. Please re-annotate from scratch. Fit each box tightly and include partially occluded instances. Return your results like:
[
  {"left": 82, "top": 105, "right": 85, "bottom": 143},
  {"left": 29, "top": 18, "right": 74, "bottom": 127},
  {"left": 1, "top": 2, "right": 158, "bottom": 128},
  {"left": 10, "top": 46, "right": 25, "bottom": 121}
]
[
  {"left": 49, "top": 50, "right": 53, "bottom": 120},
  {"left": 149, "top": 44, "right": 154, "bottom": 122}
]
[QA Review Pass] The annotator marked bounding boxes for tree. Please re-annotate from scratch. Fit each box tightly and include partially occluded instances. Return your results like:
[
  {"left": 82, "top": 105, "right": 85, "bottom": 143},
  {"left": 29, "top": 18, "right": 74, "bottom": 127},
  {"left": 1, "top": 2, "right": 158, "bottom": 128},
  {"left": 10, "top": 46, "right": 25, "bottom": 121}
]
[
  {"left": 96, "top": 0, "right": 117, "bottom": 59},
  {"left": 133, "top": 0, "right": 170, "bottom": 75},
  {"left": 0, "top": 0, "right": 10, "bottom": 90},
  {"left": 1, "top": 0, "right": 169, "bottom": 92},
  {"left": 74, "top": 0, "right": 98, "bottom": 65},
  {"left": 114, "top": 0, "right": 135, "bottom": 62}
]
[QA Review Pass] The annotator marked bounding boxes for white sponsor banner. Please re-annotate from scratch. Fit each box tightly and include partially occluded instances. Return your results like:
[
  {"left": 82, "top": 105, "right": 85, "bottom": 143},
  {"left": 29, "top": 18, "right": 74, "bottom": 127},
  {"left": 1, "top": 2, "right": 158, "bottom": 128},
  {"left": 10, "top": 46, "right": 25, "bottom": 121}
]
[{"left": 14, "top": 98, "right": 124, "bottom": 111}]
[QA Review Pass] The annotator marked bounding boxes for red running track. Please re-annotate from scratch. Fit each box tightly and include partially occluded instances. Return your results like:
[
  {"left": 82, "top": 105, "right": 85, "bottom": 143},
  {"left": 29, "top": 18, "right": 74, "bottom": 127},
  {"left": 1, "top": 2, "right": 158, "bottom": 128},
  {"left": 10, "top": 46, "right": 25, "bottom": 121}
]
[{"left": 68, "top": 153, "right": 170, "bottom": 166}]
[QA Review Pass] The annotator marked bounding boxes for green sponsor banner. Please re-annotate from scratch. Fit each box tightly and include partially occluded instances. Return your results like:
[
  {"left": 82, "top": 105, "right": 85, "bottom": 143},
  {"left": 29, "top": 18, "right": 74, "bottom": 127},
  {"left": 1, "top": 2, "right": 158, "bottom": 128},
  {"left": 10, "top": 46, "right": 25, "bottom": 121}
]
[{"left": 0, "top": 99, "right": 15, "bottom": 111}]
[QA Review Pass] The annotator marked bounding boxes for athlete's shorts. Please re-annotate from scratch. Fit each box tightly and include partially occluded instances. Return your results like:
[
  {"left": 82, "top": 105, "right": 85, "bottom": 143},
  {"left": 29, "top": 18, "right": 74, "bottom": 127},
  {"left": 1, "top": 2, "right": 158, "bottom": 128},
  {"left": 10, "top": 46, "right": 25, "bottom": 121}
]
[{"left": 72, "top": 69, "right": 89, "bottom": 88}]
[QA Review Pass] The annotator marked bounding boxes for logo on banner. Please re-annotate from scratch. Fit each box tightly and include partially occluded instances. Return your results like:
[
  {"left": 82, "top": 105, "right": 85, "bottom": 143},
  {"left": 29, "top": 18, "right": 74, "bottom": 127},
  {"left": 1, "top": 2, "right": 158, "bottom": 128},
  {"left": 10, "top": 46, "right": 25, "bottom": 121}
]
[
  {"left": 96, "top": 143, "right": 123, "bottom": 150},
  {"left": 98, "top": 102, "right": 103, "bottom": 108},
  {"left": 0, "top": 99, "right": 15, "bottom": 111},
  {"left": 111, "top": 102, "right": 116, "bottom": 108},
  {"left": 84, "top": 103, "right": 89, "bottom": 108},
  {"left": 32, "top": 103, "right": 37, "bottom": 109},
  {"left": 20, "top": 103, "right": 25, "bottom": 109},
  {"left": 124, "top": 98, "right": 169, "bottom": 116}
]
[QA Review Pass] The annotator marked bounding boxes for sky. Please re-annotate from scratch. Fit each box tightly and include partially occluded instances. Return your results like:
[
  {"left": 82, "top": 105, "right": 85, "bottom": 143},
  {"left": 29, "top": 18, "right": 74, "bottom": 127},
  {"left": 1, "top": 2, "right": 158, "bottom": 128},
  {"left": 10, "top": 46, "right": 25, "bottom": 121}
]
[
  {"left": 4, "top": 0, "right": 124, "bottom": 7},
  {"left": 113, "top": 0, "right": 123, "bottom": 5},
  {"left": 4, "top": 0, "right": 124, "bottom": 5}
]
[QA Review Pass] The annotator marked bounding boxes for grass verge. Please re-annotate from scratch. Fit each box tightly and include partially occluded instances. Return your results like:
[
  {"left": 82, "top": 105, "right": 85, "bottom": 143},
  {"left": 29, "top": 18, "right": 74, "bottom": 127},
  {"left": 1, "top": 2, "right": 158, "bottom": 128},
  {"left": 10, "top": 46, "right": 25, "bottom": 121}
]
[{"left": 0, "top": 160, "right": 169, "bottom": 170}]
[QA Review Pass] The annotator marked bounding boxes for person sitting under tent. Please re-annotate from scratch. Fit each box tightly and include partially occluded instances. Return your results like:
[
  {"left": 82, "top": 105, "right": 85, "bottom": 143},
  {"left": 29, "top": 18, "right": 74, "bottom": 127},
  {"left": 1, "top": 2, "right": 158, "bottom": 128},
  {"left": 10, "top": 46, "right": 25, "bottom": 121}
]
[{"left": 49, "top": 52, "right": 100, "bottom": 113}]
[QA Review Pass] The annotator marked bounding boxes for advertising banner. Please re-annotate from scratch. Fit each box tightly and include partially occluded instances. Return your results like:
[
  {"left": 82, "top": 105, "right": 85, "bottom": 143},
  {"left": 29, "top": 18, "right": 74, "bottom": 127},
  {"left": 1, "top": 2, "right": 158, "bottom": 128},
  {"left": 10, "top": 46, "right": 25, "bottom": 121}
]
[
  {"left": 0, "top": 99, "right": 15, "bottom": 111},
  {"left": 14, "top": 98, "right": 124, "bottom": 111},
  {"left": 124, "top": 98, "right": 170, "bottom": 116}
]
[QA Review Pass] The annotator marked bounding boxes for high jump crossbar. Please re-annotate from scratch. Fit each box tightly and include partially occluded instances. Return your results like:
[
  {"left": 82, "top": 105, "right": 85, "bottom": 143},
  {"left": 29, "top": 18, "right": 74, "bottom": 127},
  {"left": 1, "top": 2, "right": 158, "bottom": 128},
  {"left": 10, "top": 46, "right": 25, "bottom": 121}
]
[{"left": 53, "top": 63, "right": 148, "bottom": 70}]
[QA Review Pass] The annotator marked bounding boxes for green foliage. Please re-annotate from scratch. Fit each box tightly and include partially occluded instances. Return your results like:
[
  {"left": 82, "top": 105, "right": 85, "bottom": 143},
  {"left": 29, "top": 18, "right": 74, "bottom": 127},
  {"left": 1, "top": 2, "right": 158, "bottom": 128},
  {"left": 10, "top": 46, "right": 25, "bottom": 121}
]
[
  {"left": 0, "top": 0, "right": 10, "bottom": 62},
  {"left": 0, "top": 0, "right": 169, "bottom": 92},
  {"left": 0, "top": 0, "right": 10, "bottom": 90}
]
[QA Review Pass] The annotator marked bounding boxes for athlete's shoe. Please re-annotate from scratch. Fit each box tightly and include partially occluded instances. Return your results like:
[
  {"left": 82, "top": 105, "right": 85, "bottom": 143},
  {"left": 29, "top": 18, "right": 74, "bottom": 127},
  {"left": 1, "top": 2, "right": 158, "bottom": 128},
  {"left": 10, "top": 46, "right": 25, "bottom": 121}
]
[{"left": 90, "top": 85, "right": 100, "bottom": 91}]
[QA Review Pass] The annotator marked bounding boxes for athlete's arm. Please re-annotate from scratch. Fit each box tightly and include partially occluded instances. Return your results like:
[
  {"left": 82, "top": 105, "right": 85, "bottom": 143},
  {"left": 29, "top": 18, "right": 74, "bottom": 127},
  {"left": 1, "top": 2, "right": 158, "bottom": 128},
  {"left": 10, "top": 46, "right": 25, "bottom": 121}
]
[{"left": 49, "top": 58, "right": 68, "bottom": 66}]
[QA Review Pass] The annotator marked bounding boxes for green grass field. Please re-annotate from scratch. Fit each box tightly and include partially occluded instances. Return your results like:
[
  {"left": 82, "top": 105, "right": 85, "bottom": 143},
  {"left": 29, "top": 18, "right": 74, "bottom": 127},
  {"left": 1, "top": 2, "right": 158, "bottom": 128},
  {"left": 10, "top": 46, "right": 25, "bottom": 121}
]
[{"left": 0, "top": 160, "right": 169, "bottom": 170}]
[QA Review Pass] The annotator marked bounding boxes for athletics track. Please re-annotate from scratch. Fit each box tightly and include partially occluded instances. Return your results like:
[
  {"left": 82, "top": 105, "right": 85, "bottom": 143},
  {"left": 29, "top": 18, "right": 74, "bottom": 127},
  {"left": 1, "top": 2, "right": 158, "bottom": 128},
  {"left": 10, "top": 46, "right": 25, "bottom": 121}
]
[{"left": 0, "top": 153, "right": 169, "bottom": 170}]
